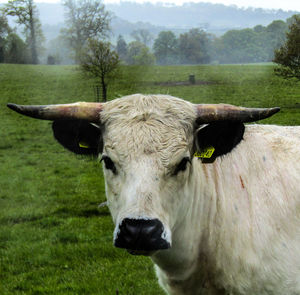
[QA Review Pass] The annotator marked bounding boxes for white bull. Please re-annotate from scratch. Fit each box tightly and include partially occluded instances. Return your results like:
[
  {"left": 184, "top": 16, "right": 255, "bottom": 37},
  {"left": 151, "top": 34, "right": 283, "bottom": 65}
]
[{"left": 7, "top": 94, "right": 300, "bottom": 295}]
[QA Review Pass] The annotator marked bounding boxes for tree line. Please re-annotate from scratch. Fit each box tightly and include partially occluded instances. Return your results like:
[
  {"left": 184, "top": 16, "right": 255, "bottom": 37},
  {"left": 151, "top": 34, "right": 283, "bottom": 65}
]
[
  {"left": 115, "top": 28, "right": 210, "bottom": 66},
  {"left": 116, "top": 19, "right": 293, "bottom": 66}
]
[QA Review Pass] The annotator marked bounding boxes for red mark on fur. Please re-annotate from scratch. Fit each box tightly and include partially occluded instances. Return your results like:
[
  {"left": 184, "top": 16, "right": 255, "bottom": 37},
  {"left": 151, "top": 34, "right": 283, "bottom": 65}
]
[{"left": 239, "top": 176, "right": 245, "bottom": 189}]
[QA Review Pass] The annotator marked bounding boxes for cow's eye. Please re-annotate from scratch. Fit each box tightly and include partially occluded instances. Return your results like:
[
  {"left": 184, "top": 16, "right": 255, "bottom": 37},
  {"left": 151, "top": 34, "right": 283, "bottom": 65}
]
[
  {"left": 101, "top": 155, "right": 117, "bottom": 174},
  {"left": 173, "top": 157, "right": 191, "bottom": 175}
]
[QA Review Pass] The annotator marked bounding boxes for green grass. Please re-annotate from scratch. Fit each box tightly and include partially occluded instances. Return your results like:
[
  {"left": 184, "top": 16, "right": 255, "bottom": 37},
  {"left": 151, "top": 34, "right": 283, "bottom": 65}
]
[{"left": 0, "top": 63, "right": 299, "bottom": 294}]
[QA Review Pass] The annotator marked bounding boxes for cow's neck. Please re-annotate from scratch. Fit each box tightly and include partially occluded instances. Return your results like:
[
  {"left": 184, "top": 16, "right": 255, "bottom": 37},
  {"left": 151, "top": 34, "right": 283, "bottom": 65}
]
[
  {"left": 152, "top": 159, "right": 233, "bottom": 294},
  {"left": 151, "top": 159, "right": 226, "bottom": 294}
]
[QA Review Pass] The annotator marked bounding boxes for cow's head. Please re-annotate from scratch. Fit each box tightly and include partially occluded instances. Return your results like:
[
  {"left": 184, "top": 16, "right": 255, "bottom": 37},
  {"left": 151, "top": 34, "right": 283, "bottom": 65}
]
[{"left": 7, "top": 94, "right": 279, "bottom": 255}]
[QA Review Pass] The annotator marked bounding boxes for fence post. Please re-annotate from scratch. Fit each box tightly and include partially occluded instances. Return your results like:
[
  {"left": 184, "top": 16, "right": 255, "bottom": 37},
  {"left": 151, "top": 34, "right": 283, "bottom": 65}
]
[
  {"left": 93, "top": 84, "right": 101, "bottom": 102},
  {"left": 189, "top": 74, "right": 195, "bottom": 84}
]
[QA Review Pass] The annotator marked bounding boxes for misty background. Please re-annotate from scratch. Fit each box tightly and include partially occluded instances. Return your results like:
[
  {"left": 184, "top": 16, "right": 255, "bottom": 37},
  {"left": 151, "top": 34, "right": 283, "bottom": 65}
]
[{"left": 1, "top": 1, "right": 299, "bottom": 65}]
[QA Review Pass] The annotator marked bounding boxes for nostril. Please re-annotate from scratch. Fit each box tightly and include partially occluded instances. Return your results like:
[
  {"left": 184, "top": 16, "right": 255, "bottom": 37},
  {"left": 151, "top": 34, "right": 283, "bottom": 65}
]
[
  {"left": 125, "top": 222, "right": 142, "bottom": 236},
  {"left": 144, "top": 224, "right": 163, "bottom": 241}
]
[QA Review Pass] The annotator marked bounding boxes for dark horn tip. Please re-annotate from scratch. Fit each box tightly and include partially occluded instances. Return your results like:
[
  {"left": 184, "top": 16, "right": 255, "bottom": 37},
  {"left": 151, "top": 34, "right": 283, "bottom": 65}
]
[
  {"left": 7, "top": 103, "right": 41, "bottom": 119},
  {"left": 268, "top": 107, "right": 280, "bottom": 117},
  {"left": 7, "top": 103, "right": 27, "bottom": 115},
  {"left": 7, "top": 103, "right": 19, "bottom": 111}
]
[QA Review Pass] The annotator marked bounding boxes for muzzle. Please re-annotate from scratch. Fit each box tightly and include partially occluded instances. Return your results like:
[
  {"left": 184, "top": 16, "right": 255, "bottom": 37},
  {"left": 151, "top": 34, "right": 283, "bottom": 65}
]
[{"left": 114, "top": 218, "right": 171, "bottom": 255}]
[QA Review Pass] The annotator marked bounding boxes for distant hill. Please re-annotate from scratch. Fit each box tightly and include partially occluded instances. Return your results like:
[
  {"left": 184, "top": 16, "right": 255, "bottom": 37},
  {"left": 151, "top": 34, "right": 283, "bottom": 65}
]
[
  {"left": 106, "top": 2, "right": 298, "bottom": 34},
  {"left": 4, "top": 2, "right": 299, "bottom": 43}
]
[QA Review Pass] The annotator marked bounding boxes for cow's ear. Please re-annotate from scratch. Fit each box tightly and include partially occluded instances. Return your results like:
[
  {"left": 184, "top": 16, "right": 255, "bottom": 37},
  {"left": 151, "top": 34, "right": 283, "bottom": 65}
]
[
  {"left": 52, "top": 120, "right": 103, "bottom": 156},
  {"left": 195, "top": 121, "right": 245, "bottom": 162}
]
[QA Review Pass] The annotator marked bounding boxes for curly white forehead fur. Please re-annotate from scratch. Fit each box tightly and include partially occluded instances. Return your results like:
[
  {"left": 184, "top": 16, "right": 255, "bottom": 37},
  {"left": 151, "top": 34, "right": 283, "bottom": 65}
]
[{"left": 100, "top": 94, "right": 197, "bottom": 165}]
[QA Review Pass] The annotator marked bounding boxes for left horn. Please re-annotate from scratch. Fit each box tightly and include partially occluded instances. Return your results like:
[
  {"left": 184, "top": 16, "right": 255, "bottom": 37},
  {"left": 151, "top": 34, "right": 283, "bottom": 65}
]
[
  {"left": 195, "top": 104, "right": 280, "bottom": 123},
  {"left": 7, "top": 102, "right": 103, "bottom": 122}
]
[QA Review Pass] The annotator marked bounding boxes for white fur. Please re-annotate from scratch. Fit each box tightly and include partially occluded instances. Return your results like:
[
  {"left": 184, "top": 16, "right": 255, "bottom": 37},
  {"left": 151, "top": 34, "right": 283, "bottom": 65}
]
[{"left": 100, "top": 94, "right": 300, "bottom": 295}]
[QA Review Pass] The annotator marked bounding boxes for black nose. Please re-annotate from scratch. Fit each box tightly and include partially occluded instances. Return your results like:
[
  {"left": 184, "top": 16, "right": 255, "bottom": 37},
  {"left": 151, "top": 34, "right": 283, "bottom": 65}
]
[{"left": 114, "top": 218, "right": 170, "bottom": 251}]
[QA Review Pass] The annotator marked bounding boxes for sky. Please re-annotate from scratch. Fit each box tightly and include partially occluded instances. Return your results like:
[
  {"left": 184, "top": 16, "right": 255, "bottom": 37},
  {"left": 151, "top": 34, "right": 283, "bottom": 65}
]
[{"left": 0, "top": 0, "right": 299, "bottom": 11}]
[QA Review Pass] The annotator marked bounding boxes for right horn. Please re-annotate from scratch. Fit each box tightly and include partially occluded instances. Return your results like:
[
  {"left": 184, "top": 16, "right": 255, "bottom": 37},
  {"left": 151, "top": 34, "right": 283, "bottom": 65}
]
[{"left": 195, "top": 103, "right": 280, "bottom": 124}]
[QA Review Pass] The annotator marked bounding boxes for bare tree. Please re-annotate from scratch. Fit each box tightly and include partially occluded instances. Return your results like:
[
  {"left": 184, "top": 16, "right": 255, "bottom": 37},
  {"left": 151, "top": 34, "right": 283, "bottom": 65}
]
[
  {"left": 80, "top": 39, "right": 120, "bottom": 102},
  {"left": 61, "top": 0, "right": 110, "bottom": 63},
  {"left": 3, "top": 0, "right": 44, "bottom": 64}
]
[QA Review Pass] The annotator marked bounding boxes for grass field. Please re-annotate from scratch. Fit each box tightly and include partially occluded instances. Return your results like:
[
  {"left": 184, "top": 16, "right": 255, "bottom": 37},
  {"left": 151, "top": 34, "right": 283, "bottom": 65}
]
[{"left": 0, "top": 63, "right": 299, "bottom": 295}]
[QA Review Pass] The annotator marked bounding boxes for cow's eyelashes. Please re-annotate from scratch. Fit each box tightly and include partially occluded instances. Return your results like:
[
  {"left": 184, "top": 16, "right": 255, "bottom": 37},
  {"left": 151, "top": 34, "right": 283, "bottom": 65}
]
[
  {"left": 101, "top": 155, "right": 117, "bottom": 174},
  {"left": 173, "top": 157, "right": 191, "bottom": 175}
]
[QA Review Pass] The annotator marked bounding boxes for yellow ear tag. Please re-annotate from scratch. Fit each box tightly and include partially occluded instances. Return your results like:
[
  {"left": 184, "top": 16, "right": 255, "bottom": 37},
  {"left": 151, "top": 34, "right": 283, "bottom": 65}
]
[
  {"left": 194, "top": 146, "right": 215, "bottom": 159},
  {"left": 79, "top": 142, "right": 90, "bottom": 148}
]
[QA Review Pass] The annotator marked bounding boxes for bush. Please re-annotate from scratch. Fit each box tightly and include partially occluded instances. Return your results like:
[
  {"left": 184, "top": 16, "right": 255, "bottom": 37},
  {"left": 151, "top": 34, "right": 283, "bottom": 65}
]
[
  {"left": 5, "top": 33, "right": 29, "bottom": 64},
  {"left": 273, "top": 15, "right": 300, "bottom": 80},
  {"left": 47, "top": 55, "right": 56, "bottom": 65}
]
